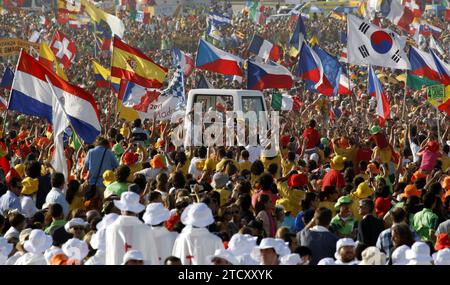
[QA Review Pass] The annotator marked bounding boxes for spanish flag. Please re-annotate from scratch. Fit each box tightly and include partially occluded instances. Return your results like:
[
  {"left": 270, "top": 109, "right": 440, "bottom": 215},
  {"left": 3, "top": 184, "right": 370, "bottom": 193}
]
[
  {"left": 92, "top": 60, "right": 110, "bottom": 88},
  {"left": 111, "top": 37, "right": 167, "bottom": 88},
  {"left": 39, "top": 42, "right": 68, "bottom": 81}
]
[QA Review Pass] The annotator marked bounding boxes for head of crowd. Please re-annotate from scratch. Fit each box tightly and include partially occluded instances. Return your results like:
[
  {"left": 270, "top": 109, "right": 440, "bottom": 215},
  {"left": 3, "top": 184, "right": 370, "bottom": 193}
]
[{"left": 0, "top": 0, "right": 449, "bottom": 265}]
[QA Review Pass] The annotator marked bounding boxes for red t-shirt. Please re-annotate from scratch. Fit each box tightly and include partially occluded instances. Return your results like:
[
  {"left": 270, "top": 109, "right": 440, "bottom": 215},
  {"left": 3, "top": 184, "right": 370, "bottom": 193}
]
[
  {"left": 303, "top": 128, "right": 320, "bottom": 149},
  {"left": 355, "top": 147, "right": 373, "bottom": 173},
  {"left": 375, "top": 196, "right": 392, "bottom": 218},
  {"left": 321, "top": 169, "right": 345, "bottom": 191},
  {"left": 369, "top": 133, "right": 389, "bottom": 148}
]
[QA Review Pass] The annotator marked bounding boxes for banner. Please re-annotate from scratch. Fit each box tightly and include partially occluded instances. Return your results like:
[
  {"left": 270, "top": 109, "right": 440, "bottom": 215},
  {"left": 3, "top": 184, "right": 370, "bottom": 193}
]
[
  {"left": 139, "top": 95, "right": 182, "bottom": 121},
  {"left": 0, "top": 38, "right": 39, "bottom": 57}
]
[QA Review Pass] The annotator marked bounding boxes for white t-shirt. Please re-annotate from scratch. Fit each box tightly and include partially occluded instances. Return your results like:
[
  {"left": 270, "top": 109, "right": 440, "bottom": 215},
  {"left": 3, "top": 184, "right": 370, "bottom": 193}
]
[{"left": 410, "top": 142, "right": 421, "bottom": 163}]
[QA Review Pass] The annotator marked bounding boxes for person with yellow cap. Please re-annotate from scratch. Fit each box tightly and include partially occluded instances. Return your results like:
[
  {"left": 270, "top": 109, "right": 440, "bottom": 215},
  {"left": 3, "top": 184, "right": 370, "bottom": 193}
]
[
  {"left": 349, "top": 181, "right": 375, "bottom": 221},
  {"left": 321, "top": 155, "right": 346, "bottom": 192}
]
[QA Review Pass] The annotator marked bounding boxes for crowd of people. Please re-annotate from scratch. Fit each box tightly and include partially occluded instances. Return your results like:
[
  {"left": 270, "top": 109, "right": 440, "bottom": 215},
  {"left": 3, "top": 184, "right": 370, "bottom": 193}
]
[{"left": 0, "top": 1, "right": 449, "bottom": 265}]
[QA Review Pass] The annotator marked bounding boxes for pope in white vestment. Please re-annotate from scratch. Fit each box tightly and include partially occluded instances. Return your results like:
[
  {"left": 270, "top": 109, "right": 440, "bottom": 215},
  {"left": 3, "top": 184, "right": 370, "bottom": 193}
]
[
  {"left": 171, "top": 203, "right": 224, "bottom": 265},
  {"left": 105, "top": 192, "right": 159, "bottom": 265}
]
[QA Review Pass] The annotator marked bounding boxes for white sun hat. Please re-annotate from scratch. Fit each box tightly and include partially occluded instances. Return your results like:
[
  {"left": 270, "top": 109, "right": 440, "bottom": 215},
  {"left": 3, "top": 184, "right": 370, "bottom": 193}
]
[
  {"left": 122, "top": 250, "right": 144, "bottom": 265},
  {"left": 392, "top": 245, "right": 410, "bottom": 265},
  {"left": 180, "top": 203, "right": 214, "bottom": 228},
  {"left": 280, "top": 253, "right": 302, "bottom": 265},
  {"left": 114, "top": 192, "right": 145, "bottom": 214},
  {"left": 24, "top": 229, "right": 53, "bottom": 254},
  {"left": 143, "top": 203, "right": 171, "bottom": 226},
  {"left": 405, "top": 242, "right": 432, "bottom": 265},
  {"left": 206, "top": 249, "right": 239, "bottom": 265},
  {"left": 432, "top": 248, "right": 450, "bottom": 265},
  {"left": 62, "top": 238, "right": 89, "bottom": 261},
  {"left": 64, "top": 218, "right": 89, "bottom": 233},
  {"left": 227, "top": 234, "right": 257, "bottom": 256}
]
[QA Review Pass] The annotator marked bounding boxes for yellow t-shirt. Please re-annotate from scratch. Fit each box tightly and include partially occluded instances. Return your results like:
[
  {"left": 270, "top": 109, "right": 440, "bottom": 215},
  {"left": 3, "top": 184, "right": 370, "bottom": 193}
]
[
  {"left": 215, "top": 158, "right": 237, "bottom": 173},
  {"left": 277, "top": 181, "right": 304, "bottom": 216},
  {"left": 319, "top": 201, "right": 337, "bottom": 217},
  {"left": 120, "top": 127, "right": 130, "bottom": 139},
  {"left": 441, "top": 156, "right": 450, "bottom": 172},
  {"left": 261, "top": 154, "right": 282, "bottom": 178},
  {"left": 127, "top": 163, "right": 143, "bottom": 182},
  {"left": 214, "top": 188, "right": 231, "bottom": 207},
  {"left": 238, "top": 160, "right": 252, "bottom": 173},
  {"left": 281, "top": 160, "right": 295, "bottom": 177},
  {"left": 203, "top": 156, "right": 218, "bottom": 173},
  {"left": 349, "top": 193, "right": 363, "bottom": 221},
  {"left": 177, "top": 159, "right": 191, "bottom": 177}
]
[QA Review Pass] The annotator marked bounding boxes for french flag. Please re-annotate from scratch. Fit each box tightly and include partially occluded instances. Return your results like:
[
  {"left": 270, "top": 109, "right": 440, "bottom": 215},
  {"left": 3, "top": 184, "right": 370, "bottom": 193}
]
[
  {"left": 408, "top": 46, "right": 441, "bottom": 82},
  {"left": 8, "top": 50, "right": 101, "bottom": 144},
  {"left": 248, "top": 34, "right": 281, "bottom": 62},
  {"left": 380, "top": 0, "right": 414, "bottom": 31},
  {"left": 429, "top": 49, "right": 450, "bottom": 85},
  {"left": 247, "top": 60, "right": 293, "bottom": 90},
  {"left": 368, "top": 66, "right": 390, "bottom": 126},
  {"left": 338, "top": 66, "right": 352, "bottom": 95},
  {"left": 296, "top": 43, "right": 334, "bottom": 96},
  {"left": 195, "top": 39, "right": 242, "bottom": 76},
  {"left": 172, "top": 48, "right": 194, "bottom": 77}
]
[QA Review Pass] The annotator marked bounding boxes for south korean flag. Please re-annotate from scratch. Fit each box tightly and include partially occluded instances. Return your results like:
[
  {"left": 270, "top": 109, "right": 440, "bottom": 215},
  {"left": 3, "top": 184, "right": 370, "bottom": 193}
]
[{"left": 347, "top": 14, "right": 411, "bottom": 70}]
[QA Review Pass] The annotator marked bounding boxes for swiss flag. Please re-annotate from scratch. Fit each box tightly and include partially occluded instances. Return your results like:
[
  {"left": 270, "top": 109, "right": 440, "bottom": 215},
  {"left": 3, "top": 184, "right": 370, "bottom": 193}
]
[{"left": 50, "top": 31, "right": 77, "bottom": 69}]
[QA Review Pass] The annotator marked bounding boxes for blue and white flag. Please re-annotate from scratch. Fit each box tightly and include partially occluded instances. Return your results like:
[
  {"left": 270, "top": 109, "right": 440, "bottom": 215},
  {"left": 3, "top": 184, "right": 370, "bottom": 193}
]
[
  {"left": 161, "top": 65, "right": 185, "bottom": 110},
  {"left": 208, "top": 12, "right": 232, "bottom": 26}
]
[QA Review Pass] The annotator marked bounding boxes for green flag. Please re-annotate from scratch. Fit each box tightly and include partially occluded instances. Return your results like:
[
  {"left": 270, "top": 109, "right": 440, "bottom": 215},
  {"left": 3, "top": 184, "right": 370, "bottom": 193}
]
[
  {"left": 271, "top": 91, "right": 282, "bottom": 111},
  {"left": 406, "top": 73, "right": 439, "bottom": 91},
  {"left": 70, "top": 131, "right": 82, "bottom": 152}
]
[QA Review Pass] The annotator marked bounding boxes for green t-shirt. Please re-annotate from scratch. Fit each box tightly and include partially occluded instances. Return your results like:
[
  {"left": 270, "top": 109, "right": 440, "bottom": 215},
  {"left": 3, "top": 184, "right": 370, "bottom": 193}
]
[
  {"left": 412, "top": 208, "right": 439, "bottom": 242},
  {"left": 44, "top": 219, "right": 66, "bottom": 235},
  {"left": 105, "top": 181, "right": 129, "bottom": 198},
  {"left": 330, "top": 215, "right": 357, "bottom": 237}
]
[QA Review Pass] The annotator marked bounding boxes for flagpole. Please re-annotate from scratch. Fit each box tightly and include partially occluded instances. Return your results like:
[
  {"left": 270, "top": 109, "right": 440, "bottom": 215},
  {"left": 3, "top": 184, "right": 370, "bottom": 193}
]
[
  {"left": 44, "top": 75, "right": 84, "bottom": 145},
  {"left": 401, "top": 70, "right": 408, "bottom": 120},
  {"left": 93, "top": 22, "right": 97, "bottom": 58},
  {"left": 436, "top": 108, "right": 441, "bottom": 142}
]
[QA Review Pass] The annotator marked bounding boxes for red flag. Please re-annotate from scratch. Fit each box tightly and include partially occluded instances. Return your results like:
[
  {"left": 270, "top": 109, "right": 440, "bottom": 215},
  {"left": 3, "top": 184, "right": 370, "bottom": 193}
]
[{"left": 50, "top": 31, "right": 77, "bottom": 69}]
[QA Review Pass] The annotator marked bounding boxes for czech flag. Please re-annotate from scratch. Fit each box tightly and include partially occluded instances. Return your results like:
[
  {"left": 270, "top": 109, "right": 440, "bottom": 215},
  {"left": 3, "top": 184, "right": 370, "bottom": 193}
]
[
  {"left": 429, "top": 49, "right": 450, "bottom": 86},
  {"left": 8, "top": 50, "right": 101, "bottom": 143},
  {"left": 296, "top": 43, "right": 335, "bottom": 96},
  {"left": 408, "top": 46, "right": 441, "bottom": 82},
  {"left": 247, "top": 60, "right": 293, "bottom": 90},
  {"left": 248, "top": 34, "right": 281, "bottom": 62},
  {"left": 195, "top": 39, "right": 243, "bottom": 76},
  {"left": 368, "top": 66, "right": 390, "bottom": 126}
]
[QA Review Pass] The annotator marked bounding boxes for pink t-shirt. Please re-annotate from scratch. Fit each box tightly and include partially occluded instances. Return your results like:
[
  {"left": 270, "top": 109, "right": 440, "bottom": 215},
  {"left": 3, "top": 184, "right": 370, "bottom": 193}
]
[{"left": 419, "top": 150, "right": 441, "bottom": 172}]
